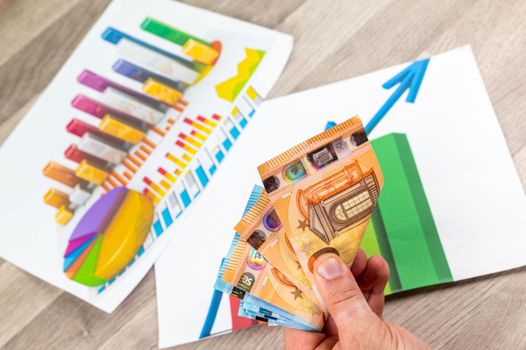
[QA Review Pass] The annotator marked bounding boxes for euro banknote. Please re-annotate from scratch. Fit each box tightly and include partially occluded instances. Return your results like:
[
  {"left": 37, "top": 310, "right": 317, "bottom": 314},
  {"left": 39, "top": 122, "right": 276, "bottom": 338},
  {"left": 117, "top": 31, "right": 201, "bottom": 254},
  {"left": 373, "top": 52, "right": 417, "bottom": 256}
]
[
  {"left": 234, "top": 190, "right": 320, "bottom": 305},
  {"left": 219, "top": 231, "right": 324, "bottom": 330},
  {"left": 257, "top": 116, "right": 383, "bottom": 284}
]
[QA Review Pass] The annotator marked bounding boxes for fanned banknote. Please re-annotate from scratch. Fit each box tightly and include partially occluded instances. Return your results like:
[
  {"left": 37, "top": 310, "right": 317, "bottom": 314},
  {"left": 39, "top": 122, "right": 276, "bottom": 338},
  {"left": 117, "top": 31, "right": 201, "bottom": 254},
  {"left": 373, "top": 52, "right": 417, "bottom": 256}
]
[
  {"left": 219, "top": 231, "right": 324, "bottom": 330},
  {"left": 257, "top": 116, "right": 383, "bottom": 283},
  {"left": 234, "top": 190, "right": 320, "bottom": 305}
]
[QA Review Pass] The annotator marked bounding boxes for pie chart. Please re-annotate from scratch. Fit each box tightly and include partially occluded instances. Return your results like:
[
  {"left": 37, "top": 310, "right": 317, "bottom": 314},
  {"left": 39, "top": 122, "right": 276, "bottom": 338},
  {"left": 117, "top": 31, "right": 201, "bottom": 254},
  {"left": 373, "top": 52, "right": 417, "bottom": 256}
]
[{"left": 63, "top": 187, "right": 154, "bottom": 286}]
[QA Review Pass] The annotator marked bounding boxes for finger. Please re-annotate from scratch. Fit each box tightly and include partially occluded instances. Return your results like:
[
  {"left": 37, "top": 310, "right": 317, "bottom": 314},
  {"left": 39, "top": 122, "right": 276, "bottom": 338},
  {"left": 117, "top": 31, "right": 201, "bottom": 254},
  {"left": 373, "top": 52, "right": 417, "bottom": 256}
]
[
  {"left": 356, "top": 255, "right": 390, "bottom": 292},
  {"left": 313, "top": 253, "right": 372, "bottom": 331},
  {"left": 322, "top": 315, "right": 338, "bottom": 337},
  {"left": 356, "top": 256, "right": 389, "bottom": 317},
  {"left": 284, "top": 327, "right": 325, "bottom": 350},
  {"left": 350, "top": 249, "right": 367, "bottom": 278},
  {"left": 314, "top": 336, "right": 339, "bottom": 350}
]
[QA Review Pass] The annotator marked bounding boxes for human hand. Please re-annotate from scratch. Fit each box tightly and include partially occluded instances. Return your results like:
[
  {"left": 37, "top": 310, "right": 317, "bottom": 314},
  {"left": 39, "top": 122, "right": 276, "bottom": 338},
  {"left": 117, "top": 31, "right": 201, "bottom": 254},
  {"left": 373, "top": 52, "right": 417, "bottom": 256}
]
[{"left": 285, "top": 250, "right": 430, "bottom": 350}]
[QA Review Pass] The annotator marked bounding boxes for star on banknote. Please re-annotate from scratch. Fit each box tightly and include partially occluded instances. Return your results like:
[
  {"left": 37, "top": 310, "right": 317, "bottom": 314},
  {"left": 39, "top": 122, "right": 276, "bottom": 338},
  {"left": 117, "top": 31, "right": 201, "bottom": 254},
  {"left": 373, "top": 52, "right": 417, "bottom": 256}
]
[
  {"left": 291, "top": 287, "right": 303, "bottom": 300},
  {"left": 297, "top": 218, "right": 308, "bottom": 232},
  {"left": 302, "top": 242, "right": 312, "bottom": 254}
]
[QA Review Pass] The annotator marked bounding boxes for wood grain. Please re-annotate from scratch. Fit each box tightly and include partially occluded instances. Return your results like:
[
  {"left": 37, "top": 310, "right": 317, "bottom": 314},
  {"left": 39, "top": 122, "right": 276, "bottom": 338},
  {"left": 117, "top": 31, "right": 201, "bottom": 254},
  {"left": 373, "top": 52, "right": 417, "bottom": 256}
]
[{"left": 1, "top": 0, "right": 525, "bottom": 349}]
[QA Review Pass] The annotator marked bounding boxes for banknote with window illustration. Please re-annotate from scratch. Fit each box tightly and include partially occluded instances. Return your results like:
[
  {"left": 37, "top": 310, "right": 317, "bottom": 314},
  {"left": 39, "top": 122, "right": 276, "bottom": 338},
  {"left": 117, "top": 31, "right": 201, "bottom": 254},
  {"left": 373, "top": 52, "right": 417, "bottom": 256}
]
[
  {"left": 258, "top": 116, "right": 383, "bottom": 284},
  {"left": 214, "top": 116, "right": 384, "bottom": 330}
]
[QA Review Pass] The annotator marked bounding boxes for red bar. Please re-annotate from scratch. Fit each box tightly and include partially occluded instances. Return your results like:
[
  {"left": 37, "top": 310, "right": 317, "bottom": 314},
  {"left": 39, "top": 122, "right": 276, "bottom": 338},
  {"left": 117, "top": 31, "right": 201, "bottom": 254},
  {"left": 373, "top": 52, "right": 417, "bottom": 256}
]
[
  {"left": 229, "top": 296, "right": 257, "bottom": 330},
  {"left": 71, "top": 94, "right": 146, "bottom": 129},
  {"left": 66, "top": 118, "right": 127, "bottom": 148},
  {"left": 64, "top": 144, "right": 108, "bottom": 167},
  {"left": 143, "top": 177, "right": 152, "bottom": 186},
  {"left": 212, "top": 114, "right": 221, "bottom": 121}
]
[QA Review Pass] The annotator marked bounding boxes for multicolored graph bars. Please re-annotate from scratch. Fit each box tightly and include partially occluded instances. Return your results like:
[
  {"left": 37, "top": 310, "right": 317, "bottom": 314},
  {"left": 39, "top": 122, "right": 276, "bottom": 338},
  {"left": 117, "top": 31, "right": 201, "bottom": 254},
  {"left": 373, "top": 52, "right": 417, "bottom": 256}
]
[{"left": 42, "top": 17, "right": 265, "bottom": 288}]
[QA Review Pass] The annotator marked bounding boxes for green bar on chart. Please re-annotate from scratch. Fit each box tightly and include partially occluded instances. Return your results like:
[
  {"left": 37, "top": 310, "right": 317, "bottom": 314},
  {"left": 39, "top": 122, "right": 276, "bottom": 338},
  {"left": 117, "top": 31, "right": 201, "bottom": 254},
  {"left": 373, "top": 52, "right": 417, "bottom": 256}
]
[
  {"left": 141, "top": 17, "right": 211, "bottom": 47},
  {"left": 392, "top": 134, "right": 453, "bottom": 283},
  {"left": 371, "top": 133, "right": 451, "bottom": 290}
]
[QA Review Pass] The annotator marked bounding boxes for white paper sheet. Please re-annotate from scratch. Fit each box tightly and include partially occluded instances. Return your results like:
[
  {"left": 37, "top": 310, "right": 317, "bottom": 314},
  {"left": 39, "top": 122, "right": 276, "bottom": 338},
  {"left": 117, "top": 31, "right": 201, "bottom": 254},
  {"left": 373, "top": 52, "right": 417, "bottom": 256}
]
[
  {"left": 154, "top": 46, "right": 526, "bottom": 347},
  {"left": 0, "top": 0, "right": 292, "bottom": 313}
]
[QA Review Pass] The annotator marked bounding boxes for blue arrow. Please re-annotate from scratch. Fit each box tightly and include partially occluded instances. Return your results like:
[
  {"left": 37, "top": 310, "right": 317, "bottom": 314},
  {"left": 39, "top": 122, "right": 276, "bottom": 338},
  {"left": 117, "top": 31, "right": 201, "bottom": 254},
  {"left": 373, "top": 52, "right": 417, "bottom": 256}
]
[{"left": 365, "top": 58, "right": 429, "bottom": 134}]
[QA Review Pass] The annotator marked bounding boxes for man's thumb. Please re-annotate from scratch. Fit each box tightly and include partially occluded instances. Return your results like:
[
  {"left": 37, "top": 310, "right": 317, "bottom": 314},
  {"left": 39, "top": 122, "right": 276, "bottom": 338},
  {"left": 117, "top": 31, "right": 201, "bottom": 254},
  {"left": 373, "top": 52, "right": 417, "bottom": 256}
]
[{"left": 313, "top": 253, "right": 371, "bottom": 330}]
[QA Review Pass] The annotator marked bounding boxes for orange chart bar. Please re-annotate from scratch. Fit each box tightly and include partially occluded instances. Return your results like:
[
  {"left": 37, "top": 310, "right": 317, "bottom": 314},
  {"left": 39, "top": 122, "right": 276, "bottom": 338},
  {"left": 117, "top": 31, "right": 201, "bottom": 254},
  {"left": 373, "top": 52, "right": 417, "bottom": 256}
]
[
  {"left": 143, "top": 177, "right": 166, "bottom": 197},
  {"left": 197, "top": 115, "right": 216, "bottom": 127},
  {"left": 165, "top": 153, "right": 186, "bottom": 169},
  {"left": 183, "top": 118, "right": 211, "bottom": 134}
]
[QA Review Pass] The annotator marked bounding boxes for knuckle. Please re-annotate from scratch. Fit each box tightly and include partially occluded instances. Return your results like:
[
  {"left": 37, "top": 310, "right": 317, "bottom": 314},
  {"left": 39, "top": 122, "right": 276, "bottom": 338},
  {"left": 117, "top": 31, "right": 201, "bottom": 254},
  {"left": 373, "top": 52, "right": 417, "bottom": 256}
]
[{"left": 329, "top": 285, "right": 363, "bottom": 309}]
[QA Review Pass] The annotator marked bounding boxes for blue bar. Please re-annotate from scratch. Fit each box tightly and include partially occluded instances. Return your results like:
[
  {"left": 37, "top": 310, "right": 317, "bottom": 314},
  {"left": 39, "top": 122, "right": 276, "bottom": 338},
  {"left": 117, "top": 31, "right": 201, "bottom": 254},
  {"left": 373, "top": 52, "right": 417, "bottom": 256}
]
[
  {"left": 222, "top": 138, "right": 232, "bottom": 151},
  {"left": 108, "top": 277, "right": 116, "bottom": 285},
  {"left": 195, "top": 166, "right": 209, "bottom": 187},
  {"left": 229, "top": 126, "right": 240, "bottom": 140},
  {"left": 180, "top": 190, "right": 191, "bottom": 207},
  {"left": 101, "top": 27, "right": 198, "bottom": 70},
  {"left": 98, "top": 286, "right": 106, "bottom": 293},
  {"left": 239, "top": 118, "right": 248, "bottom": 129},
  {"left": 113, "top": 59, "right": 187, "bottom": 91},
  {"left": 153, "top": 220, "right": 163, "bottom": 237},
  {"left": 209, "top": 164, "right": 217, "bottom": 175},
  {"left": 127, "top": 258, "right": 135, "bottom": 267},
  {"left": 137, "top": 246, "right": 145, "bottom": 257},
  {"left": 162, "top": 208, "right": 173, "bottom": 227},
  {"left": 249, "top": 109, "right": 255, "bottom": 117},
  {"left": 215, "top": 150, "right": 225, "bottom": 163}
]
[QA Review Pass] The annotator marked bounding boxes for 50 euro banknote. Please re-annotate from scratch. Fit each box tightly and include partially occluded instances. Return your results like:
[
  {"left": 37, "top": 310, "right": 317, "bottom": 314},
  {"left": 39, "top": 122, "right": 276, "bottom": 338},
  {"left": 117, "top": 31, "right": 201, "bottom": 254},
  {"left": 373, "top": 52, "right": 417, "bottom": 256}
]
[
  {"left": 257, "top": 116, "right": 383, "bottom": 284},
  {"left": 219, "top": 232, "right": 325, "bottom": 330},
  {"left": 234, "top": 190, "right": 320, "bottom": 306}
]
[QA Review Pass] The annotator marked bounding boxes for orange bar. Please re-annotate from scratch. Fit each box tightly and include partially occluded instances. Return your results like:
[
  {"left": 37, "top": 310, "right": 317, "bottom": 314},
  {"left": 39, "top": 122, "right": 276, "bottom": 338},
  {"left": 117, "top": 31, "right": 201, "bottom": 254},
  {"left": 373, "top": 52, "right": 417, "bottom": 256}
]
[
  {"left": 128, "top": 154, "right": 142, "bottom": 167},
  {"left": 134, "top": 150, "right": 147, "bottom": 162},
  {"left": 158, "top": 167, "right": 176, "bottom": 183},
  {"left": 75, "top": 160, "right": 109, "bottom": 185},
  {"left": 43, "top": 161, "right": 81, "bottom": 188},
  {"left": 165, "top": 153, "right": 186, "bottom": 169},
  {"left": 102, "top": 182, "right": 111, "bottom": 192},
  {"left": 176, "top": 140, "right": 196, "bottom": 155},
  {"left": 123, "top": 171, "right": 133, "bottom": 181},
  {"left": 179, "top": 98, "right": 189, "bottom": 106},
  {"left": 197, "top": 115, "right": 216, "bottom": 128},
  {"left": 190, "top": 129, "right": 207, "bottom": 142},
  {"left": 160, "top": 179, "right": 171, "bottom": 191},
  {"left": 107, "top": 176, "right": 118, "bottom": 188},
  {"left": 179, "top": 133, "right": 202, "bottom": 148},
  {"left": 122, "top": 159, "right": 137, "bottom": 173},
  {"left": 143, "top": 177, "right": 166, "bottom": 197},
  {"left": 142, "top": 188, "right": 160, "bottom": 205},
  {"left": 183, "top": 118, "right": 211, "bottom": 134},
  {"left": 139, "top": 145, "right": 152, "bottom": 155},
  {"left": 55, "top": 205, "right": 73, "bottom": 225},
  {"left": 175, "top": 169, "right": 182, "bottom": 176},
  {"left": 143, "top": 138, "right": 156, "bottom": 149},
  {"left": 167, "top": 118, "right": 175, "bottom": 125},
  {"left": 151, "top": 127, "right": 166, "bottom": 137},
  {"left": 112, "top": 172, "right": 127, "bottom": 186},
  {"left": 44, "top": 188, "right": 70, "bottom": 209}
]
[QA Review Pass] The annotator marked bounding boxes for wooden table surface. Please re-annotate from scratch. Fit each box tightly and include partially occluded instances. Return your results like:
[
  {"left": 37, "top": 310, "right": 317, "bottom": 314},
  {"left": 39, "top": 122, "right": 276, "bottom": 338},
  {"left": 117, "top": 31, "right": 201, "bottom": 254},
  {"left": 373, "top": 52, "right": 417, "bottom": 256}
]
[{"left": 1, "top": 0, "right": 526, "bottom": 349}]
